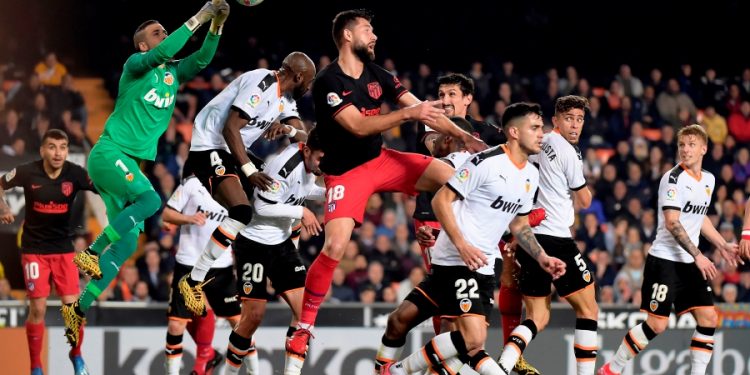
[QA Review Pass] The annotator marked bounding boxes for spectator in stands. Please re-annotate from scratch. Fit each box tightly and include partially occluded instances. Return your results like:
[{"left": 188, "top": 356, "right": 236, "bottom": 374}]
[
  {"left": 728, "top": 101, "right": 750, "bottom": 143},
  {"left": 616, "top": 64, "right": 644, "bottom": 99},
  {"left": 657, "top": 78, "right": 697, "bottom": 127},
  {"left": 59, "top": 110, "right": 88, "bottom": 149},
  {"left": 369, "top": 234, "right": 401, "bottom": 282},
  {"left": 10, "top": 73, "right": 45, "bottom": 115},
  {"left": 58, "top": 74, "right": 87, "bottom": 128},
  {"left": 725, "top": 83, "right": 743, "bottom": 116},
  {"left": 34, "top": 52, "right": 68, "bottom": 87},
  {"left": 345, "top": 254, "right": 369, "bottom": 290},
  {"left": 577, "top": 212, "right": 607, "bottom": 254},
  {"left": 654, "top": 124, "right": 677, "bottom": 162},
  {"left": 358, "top": 284, "right": 377, "bottom": 304},
  {"left": 732, "top": 147, "right": 750, "bottom": 185},
  {"left": 1, "top": 109, "right": 26, "bottom": 156},
  {"left": 738, "top": 272, "right": 750, "bottom": 302},
  {"left": 0, "top": 277, "right": 15, "bottom": 300},
  {"left": 396, "top": 266, "right": 425, "bottom": 302},
  {"left": 639, "top": 208, "right": 657, "bottom": 243},
  {"left": 137, "top": 243, "right": 170, "bottom": 301},
  {"left": 721, "top": 283, "right": 739, "bottom": 304},
  {"left": 591, "top": 249, "right": 617, "bottom": 287},
  {"left": 357, "top": 261, "right": 387, "bottom": 302},
  {"left": 599, "top": 285, "right": 615, "bottom": 304},
  {"left": 699, "top": 68, "right": 726, "bottom": 109},
  {"left": 0, "top": 91, "right": 7, "bottom": 119},
  {"left": 329, "top": 267, "right": 356, "bottom": 302},
  {"left": 25, "top": 113, "right": 51, "bottom": 151},
  {"left": 133, "top": 281, "right": 151, "bottom": 303},
  {"left": 604, "top": 180, "right": 629, "bottom": 220},
  {"left": 110, "top": 264, "right": 140, "bottom": 302}
]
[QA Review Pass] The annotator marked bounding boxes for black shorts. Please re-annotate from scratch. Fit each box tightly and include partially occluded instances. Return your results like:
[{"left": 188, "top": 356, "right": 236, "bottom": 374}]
[
  {"left": 168, "top": 262, "right": 240, "bottom": 319},
  {"left": 516, "top": 234, "right": 594, "bottom": 298},
  {"left": 640, "top": 255, "right": 714, "bottom": 317},
  {"left": 406, "top": 265, "right": 495, "bottom": 322},
  {"left": 185, "top": 149, "right": 242, "bottom": 194},
  {"left": 233, "top": 234, "right": 306, "bottom": 301}
]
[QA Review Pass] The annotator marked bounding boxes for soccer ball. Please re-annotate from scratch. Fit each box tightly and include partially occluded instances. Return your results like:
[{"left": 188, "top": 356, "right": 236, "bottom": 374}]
[{"left": 236, "top": 0, "right": 264, "bottom": 6}]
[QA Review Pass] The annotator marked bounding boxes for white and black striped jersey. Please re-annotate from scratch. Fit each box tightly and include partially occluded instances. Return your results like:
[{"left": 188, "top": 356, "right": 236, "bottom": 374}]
[
  {"left": 431, "top": 145, "right": 539, "bottom": 275},
  {"left": 650, "top": 164, "right": 715, "bottom": 263},
  {"left": 166, "top": 177, "right": 233, "bottom": 268},
  {"left": 529, "top": 130, "right": 587, "bottom": 238},
  {"left": 240, "top": 143, "right": 325, "bottom": 245},
  {"left": 191, "top": 69, "right": 299, "bottom": 152}
]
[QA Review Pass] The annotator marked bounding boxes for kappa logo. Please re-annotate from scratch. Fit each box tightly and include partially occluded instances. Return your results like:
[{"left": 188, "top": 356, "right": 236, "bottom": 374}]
[
  {"left": 459, "top": 298, "right": 472, "bottom": 313},
  {"left": 243, "top": 282, "right": 253, "bottom": 295},
  {"left": 650, "top": 300, "right": 659, "bottom": 312},
  {"left": 582, "top": 269, "right": 591, "bottom": 283}
]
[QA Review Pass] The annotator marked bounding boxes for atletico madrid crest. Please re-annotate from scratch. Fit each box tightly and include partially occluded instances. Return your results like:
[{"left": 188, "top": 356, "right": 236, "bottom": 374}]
[
  {"left": 61, "top": 182, "right": 73, "bottom": 197},
  {"left": 367, "top": 82, "right": 382, "bottom": 100}
]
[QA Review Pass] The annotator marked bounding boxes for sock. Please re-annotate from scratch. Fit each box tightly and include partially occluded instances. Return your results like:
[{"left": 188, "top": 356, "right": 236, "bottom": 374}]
[
  {"left": 376, "top": 335, "right": 406, "bottom": 372},
  {"left": 26, "top": 321, "right": 44, "bottom": 370},
  {"left": 574, "top": 318, "right": 598, "bottom": 375},
  {"left": 245, "top": 340, "right": 259, "bottom": 375},
  {"left": 689, "top": 326, "right": 715, "bottom": 375},
  {"left": 299, "top": 252, "right": 339, "bottom": 326},
  {"left": 498, "top": 319, "right": 537, "bottom": 372},
  {"left": 79, "top": 230, "right": 138, "bottom": 311},
  {"left": 165, "top": 333, "right": 184, "bottom": 375},
  {"left": 225, "top": 330, "right": 252, "bottom": 374},
  {"left": 89, "top": 190, "right": 161, "bottom": 253},
  {"left": 192, "top": 310, "right": 216, "bottom": 373},
  {"left": 69, "top": 322, "right": 84, "bottom": 357},
  {"left": 498, "top": 285, "right": 522, "bottom": 342},
  {"left": 470, "top": 350, "right": 503, "bottom": 375},
  {"left": 398, "top": 331, "right": 469, "bottom": 373},
  {"left": 610, "top": 322, "right": 658, "bottom": 373},
  {"left": 285, "top": 325, "right": 306, "bottom": 375},
  {"left": 190, "top": 218, "right": 245, "bottom": 282}
]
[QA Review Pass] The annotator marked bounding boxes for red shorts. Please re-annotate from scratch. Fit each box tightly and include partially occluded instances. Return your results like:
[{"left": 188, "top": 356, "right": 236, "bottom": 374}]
[
  {"left": 324, "top": 149, "right": 433, "bottom": 224},
  {"left": 414, "top": 219, "right": 441, "bottom": 270},
  {"left": 21, "top": 253, "right": 80, "bottom": 298}
]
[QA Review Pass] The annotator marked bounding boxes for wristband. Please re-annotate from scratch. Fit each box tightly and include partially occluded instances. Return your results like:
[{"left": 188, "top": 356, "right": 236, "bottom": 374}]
[
  {"left": 212, "top": 24, "right": 224, "bottom": 35},
  {"left": 241, "top": 162, "right": 258, "bottom": 177},
  {"left": 286, "top": 125, "right": 298, "bottom": 138},
  {"left": 185, "top": 17, "right": 201, "bottom": 32},
  {"left": 742, "top": 229, "right": 750, "bottom": 240}
]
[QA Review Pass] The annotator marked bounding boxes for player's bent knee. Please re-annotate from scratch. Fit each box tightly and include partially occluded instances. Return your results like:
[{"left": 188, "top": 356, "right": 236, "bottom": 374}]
[
  {"left": 139, "top": 189, "right": 163, "bottom": 216},
  {"left": 696, "top": 309, "right": 719, "bottom": 328},
  {"left": 385, "top": 312, "right": 410, "bottom": 338},
  {"left": 228, "top": 204, "right": 253, "bottom": 225},
  {"left": 647, "top": 316, "right": 669, "bottom": 334},
  {"left": 322, "top": 239, "right": 347, "bottom": 259}
]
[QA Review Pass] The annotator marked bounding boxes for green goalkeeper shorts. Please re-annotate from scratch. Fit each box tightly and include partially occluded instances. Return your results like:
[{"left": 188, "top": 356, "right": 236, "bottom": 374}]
[{"left": 87, "top": 140, "right": 156, "bottom": 229}]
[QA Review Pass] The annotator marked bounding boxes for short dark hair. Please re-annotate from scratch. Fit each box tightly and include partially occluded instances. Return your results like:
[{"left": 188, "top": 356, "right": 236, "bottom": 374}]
[
  {"left": 501, "top": 102, "right": 543, "bottom": 130},
  {"left": 42, "top": 129, "right": 69, "bottom": 144},
  {"left": 133, "top": 20, "right": 159, "bottom": 50},
  {"left": 555, "top": 95, "right": 589, "bottom": 115},
  {"left": 306, "top": 127, "right": 322, "bottom": 151},
  {"left": 332, "top": 9, "right": 373, "bottom": 48},
  {"left": 437, "top": 73, "right": 475, "bottom": 96}
]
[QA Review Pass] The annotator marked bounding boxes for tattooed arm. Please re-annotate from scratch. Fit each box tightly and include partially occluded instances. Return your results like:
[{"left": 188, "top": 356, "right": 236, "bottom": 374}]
[
  {"left": 664, "top": 209, "right": 717, "bottom": 280},
  {"left": 509, "top": 215, "right": 566, "bottom": 279}
]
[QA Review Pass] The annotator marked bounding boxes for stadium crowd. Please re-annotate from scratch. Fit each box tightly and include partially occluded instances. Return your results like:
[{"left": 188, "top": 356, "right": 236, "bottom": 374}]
[{"left": 2, "top": 42, "right": 750, "bottom": 308}]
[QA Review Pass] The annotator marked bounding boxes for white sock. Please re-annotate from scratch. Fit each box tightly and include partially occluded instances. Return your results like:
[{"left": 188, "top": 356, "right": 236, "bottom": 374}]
[
  {"left": 610, "top": 322, "right": 657, "bottom": 373},
  {"left": 165, "top": 354, "right": 182, "bottom": 375},
  {"left": 470, "top": 351, "right": 502, "bottom": 375},
  {"left": 191, "top": 218, "right": 244, "bottom": 281},
  {"left": 224, "top": 360, "right": 241, "bottom": 375},
  {"left": 284, "top": 352, "right": 305, "bottom": 375},
  {"left": 244, "top": 343, "right": 259, "bottom": 375},
  {"left": 400, "top": 332, "right": 466, "bottom": 374},
  {"left": 498, "top": 321, "right": 535, "bottom": 372},
  {"left": 689, "top": 326, "right": 715, "bottom": 375},
  {"left": 376, "top": 337, "right": 405, "bottom": 372},
  {"left": 574, "top": 318, "right": 598, "bottom": 375}
]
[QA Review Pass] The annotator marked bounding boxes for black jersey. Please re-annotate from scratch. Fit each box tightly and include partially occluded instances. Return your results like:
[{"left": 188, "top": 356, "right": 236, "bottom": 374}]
[
  {"left": 312, "top": 59, "right": 408, "bottom": 175},
  {"left": 0, "top": 160, "right": 95, "bottom": 254}
]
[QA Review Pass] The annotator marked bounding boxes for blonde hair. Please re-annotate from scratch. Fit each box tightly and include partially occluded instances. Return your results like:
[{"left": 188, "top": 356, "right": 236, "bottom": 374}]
[{"left": 677, "top": 124, "right": 708, "bottom": 144}]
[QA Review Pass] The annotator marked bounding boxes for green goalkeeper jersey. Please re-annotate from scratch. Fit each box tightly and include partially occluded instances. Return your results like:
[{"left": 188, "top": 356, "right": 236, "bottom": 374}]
[{"left": 99, "top": 24, "right": 220, "bottom": 161}]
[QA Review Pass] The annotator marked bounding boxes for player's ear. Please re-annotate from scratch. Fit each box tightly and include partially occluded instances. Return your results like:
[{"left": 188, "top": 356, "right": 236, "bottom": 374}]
[
  {"left": 138, "top": 41, "right": 148, "bottom": 52},
  {"left": 343, "top": 28, "right": 353, "bottom": 42}
]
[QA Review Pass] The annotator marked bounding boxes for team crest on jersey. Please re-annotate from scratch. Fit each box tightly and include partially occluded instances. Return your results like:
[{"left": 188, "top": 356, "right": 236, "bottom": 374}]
[
  {"left": 649, "top": 300, "right": 659, "bottom": 312},
  {"left": 367, "top": 82, "right": 382, "bottom": 100},
  {"left": 243, "top": 282, "right": 253, "bottom": 295},
  {"left": 459, "top": 298, "right": 472, "bottom": 313},
  {"left": 61, "top": 182, "right": 73, "bottom": 197},
  {"left": 27, "top": 282, "right": 34, "bottom": 291},
  {"left": 215, "top": 165, "right": 226, "bottom": 176},
  {"left": 582, "top": 270, "right": 591, "bottom": 283},
  {"left": 163, "top": 71, "right": 174, "bottom": 86},
  {"left": 269, "top": 180, "right": 281, "bottom": 193},
  {"left": 705, "top": 185, "right": 711, "bottom": 196},
  {"left": 5, "top": 168, "right": 15, "bottom": 182},
  {"left": 248, "top": 94, "right": 261, "bottom": 107},
  {"left": 279, "top": 102, "right": 284, "bottom": 112},
  {"left": 525, "top": 178, "right": 531, "bottom": 192},
  {"left": 457, "top": 168, "right": 470, "bottom": 182},
  {"left": 666, "top": 187, "right": 677, "bottom": 201},
  {"left": 327, "top": 92, "right": 342, "bottom": 107},
  {"left": 328, "top": 202, "right": 337, "bottom": 213},
  {"left": 125, "top": 172, "right": 134, "bottom": 182},
  {"left": 393, "top": 75, "right": 402, "bottom": 89}
]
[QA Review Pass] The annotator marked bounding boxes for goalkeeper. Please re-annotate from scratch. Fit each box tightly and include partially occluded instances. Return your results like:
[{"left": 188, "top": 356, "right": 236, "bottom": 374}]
[{"left": 62, "top": 1, "right": 230, "bottom": 347}]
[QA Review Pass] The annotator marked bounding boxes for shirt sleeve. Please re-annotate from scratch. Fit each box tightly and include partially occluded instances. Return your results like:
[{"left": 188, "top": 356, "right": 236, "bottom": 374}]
[
  {"left": 565, "top": 145, "right": 587, "bottom": 191},
  {"left": 312, "top": 70, "right": 351, "bottom": 120},
  {"left": 445, "top": 156, "right": 490, "bottom": 200},
  {"left": 307, "top": 185, "right": 326, "bottom": 201},
  {"left": 279, "top": 98, "right": 300, "bottom": 121},
  {"left": 0, "top": 164, "right": 26, "bottom": 189},
  {"left": 659, "top": 175, "right": 682, "bottom": 211},
  {"left": 123, "top": 24, "right": 194, "bottom": 77},
  {"left": 74, "top": 165, "right": 97, "bottom": 192},
  {"left": 374, "top": 64, "right": 408, "bottom": 102},
  {"left": 231, "top": 73, "right": 268, "bottom": 120},
  {"left": 166, "top": 182, "right": 190, "bottom": 212}
]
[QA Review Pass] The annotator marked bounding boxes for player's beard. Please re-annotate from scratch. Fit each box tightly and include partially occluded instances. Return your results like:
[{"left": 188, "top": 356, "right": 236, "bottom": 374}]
[{"left": 353, "top": 42, "right": 374, "bottom": 63}]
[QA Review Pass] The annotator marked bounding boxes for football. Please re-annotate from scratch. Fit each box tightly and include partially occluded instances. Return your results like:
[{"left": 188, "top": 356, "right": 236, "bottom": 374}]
[{"left": 236, "top": 0, "right": 265, "bottom": 6}]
